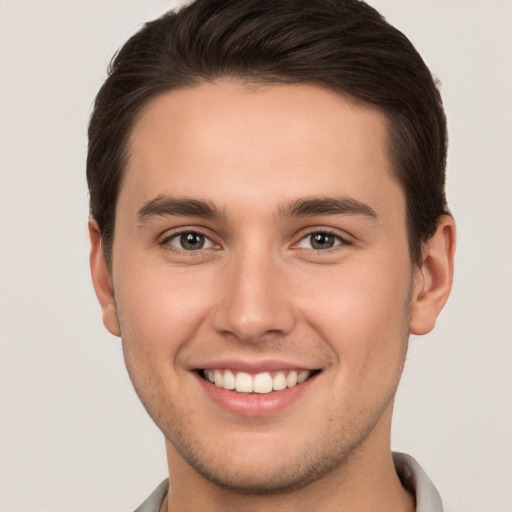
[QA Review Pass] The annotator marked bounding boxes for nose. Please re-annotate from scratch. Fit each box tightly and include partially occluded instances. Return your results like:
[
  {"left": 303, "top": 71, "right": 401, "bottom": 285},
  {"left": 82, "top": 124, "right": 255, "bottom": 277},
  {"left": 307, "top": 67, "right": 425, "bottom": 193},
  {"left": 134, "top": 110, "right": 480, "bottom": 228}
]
[{"left": 212, "top": 249, "right": 295, "bottom": 343}]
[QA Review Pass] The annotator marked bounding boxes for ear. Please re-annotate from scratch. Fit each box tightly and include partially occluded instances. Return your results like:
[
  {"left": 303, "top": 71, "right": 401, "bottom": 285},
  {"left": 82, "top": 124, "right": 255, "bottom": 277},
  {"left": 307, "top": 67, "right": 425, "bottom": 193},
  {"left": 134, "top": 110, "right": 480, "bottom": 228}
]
[
  {"left": 410, "top": 215, "right": 456, "bottom": 335},
  {"left": 88, "top": 219, "right": 121, "bottom": 337}
]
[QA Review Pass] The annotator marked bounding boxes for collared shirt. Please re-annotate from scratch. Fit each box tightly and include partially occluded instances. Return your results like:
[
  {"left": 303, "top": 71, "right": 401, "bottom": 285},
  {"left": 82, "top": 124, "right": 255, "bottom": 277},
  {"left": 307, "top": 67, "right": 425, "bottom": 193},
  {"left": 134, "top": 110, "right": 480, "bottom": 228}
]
[
  {"left": 393, "top": 452, "right": 444, "bottom": 511},
  {"left": 133, "top": 452, "right": 443, "bottom": 512}
]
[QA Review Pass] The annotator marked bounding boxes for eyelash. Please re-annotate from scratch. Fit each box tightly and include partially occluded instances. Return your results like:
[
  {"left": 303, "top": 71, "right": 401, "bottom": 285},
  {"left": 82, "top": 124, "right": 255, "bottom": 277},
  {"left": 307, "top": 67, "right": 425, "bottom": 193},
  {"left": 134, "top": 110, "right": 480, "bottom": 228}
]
[
  {"left": 159, "top": 228, "right": 351, "bottom": 255},
  {"left": 296, "top": 230, "right": 348, "bottom": 251},
  {"left": 160, "top": 229, "right": 218, "bottom": 255}
]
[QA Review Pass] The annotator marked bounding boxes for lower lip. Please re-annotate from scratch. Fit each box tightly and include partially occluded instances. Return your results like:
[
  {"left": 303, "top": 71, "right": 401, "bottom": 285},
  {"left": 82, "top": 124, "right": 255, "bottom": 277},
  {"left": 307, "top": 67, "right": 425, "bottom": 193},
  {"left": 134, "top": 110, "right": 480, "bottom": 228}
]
[{"left": 195, "top": 372, "right": 318, "bottom": 417}]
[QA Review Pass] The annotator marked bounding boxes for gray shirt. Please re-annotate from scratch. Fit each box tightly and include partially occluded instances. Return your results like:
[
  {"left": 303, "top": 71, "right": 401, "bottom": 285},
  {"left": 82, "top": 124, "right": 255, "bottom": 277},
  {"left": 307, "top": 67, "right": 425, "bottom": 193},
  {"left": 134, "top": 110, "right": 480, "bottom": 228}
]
[{"left": 133, "top": 452, "right": 443, "bottom": 512}]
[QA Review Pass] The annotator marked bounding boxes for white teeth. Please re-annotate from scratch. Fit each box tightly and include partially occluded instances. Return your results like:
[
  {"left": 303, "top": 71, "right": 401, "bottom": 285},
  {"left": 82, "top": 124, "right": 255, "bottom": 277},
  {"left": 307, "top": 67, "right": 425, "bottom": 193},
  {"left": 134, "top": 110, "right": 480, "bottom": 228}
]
[
  {"left": 235, "top": 372, "right": 253, "bottom": 392},
  {"left": 286, "top": 370, "right": 298, "bottom": 387},
  {"left": 223, "top": 369, "right": 235, "bottom": 390},
  {"left": 273, "top": 372, "right": 287, "bottom": 391},
  {"left": 297, "top": 370, "right": 309, "bottom": 384},
  {"left": 204, "top": 369, "right": 313, "bottom": 393},
  {"left": 254, "top": 372, "right": 273, "bottom": 394}
]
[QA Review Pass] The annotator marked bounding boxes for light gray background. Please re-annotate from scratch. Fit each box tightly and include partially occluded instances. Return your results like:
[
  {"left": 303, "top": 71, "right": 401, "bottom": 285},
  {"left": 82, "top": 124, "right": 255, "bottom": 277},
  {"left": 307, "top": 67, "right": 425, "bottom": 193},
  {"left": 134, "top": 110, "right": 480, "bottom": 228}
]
[{"left": 0, "top": 1, "right": 511, "bottom": 511}]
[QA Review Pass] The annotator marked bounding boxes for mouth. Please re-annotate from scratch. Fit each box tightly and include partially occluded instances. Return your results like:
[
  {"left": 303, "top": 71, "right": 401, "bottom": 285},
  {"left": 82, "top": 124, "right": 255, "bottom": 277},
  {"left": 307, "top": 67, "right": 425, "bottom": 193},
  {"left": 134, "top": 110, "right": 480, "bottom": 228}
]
[{"left": 198, "top": 368, "right": 319, "bottom": 394}]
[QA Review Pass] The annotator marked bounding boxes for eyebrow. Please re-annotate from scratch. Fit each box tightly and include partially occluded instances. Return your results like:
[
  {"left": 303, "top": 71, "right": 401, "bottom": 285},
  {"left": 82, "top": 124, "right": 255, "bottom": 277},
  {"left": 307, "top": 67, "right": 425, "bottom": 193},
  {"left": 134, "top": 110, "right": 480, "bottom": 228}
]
[
  {"left": 277, "top": 196, "right": 377, "bottom": 220},
  {"left": 136, "top": 195, "right": 224, "bottom": 223},
  {"left": 136, "top": 194, "right": 377, "bottom": 224}
]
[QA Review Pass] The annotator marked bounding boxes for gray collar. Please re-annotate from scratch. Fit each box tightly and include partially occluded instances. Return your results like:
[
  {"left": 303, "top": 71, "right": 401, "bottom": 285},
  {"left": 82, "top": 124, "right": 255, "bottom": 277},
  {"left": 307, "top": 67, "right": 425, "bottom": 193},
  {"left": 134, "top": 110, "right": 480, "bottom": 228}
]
[{"left": 393, "top": 452, "right": 444, "bottom": 512}]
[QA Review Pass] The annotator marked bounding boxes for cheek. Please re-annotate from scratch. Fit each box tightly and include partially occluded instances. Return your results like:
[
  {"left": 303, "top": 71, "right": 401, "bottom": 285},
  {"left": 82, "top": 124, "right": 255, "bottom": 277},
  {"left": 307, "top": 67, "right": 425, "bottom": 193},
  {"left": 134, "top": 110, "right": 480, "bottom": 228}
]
[
  {"left": 113, "top": 262, "right": 215, "bottom": 357},
  {"left": 296, "top": 262, "right": 412, "bottom": 422},
  {"left": 113, "top": 264, "right": 218, "bottom": 420},
  {"left": 296, "top": 256, "right": 412, "bottom": 364}
]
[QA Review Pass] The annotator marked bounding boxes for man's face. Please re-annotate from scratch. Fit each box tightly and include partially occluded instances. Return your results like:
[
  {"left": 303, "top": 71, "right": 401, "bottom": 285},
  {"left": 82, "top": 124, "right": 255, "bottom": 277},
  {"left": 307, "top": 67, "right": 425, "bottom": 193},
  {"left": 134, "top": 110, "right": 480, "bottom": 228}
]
[{"left": 106, "top": 81, "right": 420, "bottom": 491}]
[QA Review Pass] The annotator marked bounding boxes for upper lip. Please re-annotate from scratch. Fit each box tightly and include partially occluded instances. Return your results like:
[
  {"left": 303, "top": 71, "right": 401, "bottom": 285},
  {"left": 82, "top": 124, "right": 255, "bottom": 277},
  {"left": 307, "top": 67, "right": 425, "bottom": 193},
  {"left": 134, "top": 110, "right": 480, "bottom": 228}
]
[{"left": 193, "top": 358, "right": 320, "bottom": 373}]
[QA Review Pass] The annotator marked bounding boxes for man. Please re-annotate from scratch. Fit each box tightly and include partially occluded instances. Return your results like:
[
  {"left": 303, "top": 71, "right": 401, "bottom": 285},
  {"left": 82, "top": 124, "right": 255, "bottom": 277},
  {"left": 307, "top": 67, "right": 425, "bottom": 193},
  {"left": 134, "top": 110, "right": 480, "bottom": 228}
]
[{"left": 87, "top": 1, "right": 456, "bottom": 510}]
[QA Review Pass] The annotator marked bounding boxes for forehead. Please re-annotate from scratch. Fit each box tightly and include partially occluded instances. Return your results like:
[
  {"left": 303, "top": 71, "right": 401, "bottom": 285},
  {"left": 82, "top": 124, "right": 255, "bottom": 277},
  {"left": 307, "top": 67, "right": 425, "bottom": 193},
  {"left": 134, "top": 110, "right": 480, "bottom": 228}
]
[{"left": 121, "top": 80, "right": 401, "bottom": 219}]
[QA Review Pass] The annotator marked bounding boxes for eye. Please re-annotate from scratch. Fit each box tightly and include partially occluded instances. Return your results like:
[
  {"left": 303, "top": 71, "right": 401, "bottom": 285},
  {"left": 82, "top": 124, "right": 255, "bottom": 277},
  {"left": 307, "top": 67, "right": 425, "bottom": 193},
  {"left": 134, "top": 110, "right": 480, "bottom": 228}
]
[
  {"left": 165, "top": 231, "right": 214, "bottom": 251},
  {"left": 297, "top": 232, "right": 343, "bottom": 250}
]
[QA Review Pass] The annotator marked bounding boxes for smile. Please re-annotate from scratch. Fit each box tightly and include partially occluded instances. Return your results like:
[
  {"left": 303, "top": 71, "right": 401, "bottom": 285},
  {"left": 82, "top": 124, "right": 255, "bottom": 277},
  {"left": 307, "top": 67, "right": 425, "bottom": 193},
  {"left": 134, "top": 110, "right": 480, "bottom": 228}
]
[{"left": 201, "top": 369, "right": 314, "bottom": 394}]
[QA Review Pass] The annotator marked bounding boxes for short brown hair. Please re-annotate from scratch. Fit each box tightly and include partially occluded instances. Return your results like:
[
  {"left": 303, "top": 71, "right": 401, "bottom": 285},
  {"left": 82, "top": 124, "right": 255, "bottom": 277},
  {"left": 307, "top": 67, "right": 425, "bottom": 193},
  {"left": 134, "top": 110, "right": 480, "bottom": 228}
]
[{"left": 87, "top": 0, "right": 449, "bottom": 267}]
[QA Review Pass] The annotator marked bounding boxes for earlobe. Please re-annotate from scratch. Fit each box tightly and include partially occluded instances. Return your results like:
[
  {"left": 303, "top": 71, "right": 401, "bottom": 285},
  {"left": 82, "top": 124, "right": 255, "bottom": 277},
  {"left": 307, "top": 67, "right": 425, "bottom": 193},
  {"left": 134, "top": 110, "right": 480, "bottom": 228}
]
[
  {"left": 88, "top": 219, "right": 121, "bottom": 337},
  {"left": 409, "top": 215, "right": 456, "bottom": 335}
]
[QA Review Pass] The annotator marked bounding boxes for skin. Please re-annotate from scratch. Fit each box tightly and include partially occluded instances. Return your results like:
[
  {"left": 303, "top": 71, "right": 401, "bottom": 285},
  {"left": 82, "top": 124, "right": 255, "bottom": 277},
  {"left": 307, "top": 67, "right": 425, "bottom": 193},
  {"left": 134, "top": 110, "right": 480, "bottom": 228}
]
[{"left": 90, "top": 81, "right": 455, "bottom": 512}]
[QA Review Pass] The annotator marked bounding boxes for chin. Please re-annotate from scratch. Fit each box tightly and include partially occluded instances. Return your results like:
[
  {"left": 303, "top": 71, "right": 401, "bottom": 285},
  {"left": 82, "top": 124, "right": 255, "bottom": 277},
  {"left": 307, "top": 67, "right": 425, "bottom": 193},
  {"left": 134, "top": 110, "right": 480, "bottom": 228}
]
[
  {"left": 185, "top": 454, "right": 338, "bottom": 495},
  {"left": 166, "top": 425, "right": 358, "bottom": 495}
]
